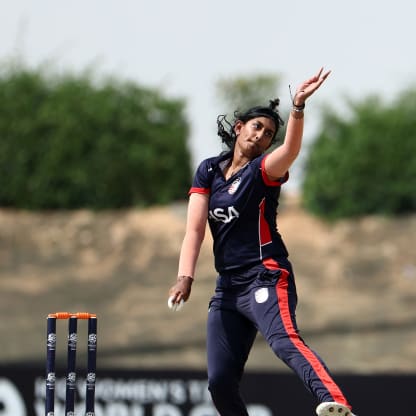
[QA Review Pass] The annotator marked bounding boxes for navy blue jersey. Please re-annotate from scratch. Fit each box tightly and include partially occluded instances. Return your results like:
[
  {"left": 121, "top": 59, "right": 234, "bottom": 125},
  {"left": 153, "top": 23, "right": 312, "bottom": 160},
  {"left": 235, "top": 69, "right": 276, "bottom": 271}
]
[{"left": 190, "top": 151, "right": 289, "bottom": 273}]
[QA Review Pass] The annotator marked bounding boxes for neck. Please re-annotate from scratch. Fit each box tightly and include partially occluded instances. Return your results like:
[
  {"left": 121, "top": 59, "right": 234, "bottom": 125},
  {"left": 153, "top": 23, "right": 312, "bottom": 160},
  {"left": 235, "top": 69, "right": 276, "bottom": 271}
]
[
  {"left": 232, "top": 149, "right": 252, "bottom": 167},
  {"left": 224, "top": 153, "right": 251, "bottom": 180}
]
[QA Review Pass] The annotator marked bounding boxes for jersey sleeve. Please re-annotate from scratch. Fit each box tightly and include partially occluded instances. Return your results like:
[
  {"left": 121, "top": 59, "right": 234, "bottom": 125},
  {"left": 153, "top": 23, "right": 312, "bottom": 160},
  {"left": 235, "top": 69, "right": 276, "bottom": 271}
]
[
  {"left": 189, "top": 158, "right": 212, "bottom": 195},
  {"left": 260, "top": 154, "right": 289, "bottom": 187}
]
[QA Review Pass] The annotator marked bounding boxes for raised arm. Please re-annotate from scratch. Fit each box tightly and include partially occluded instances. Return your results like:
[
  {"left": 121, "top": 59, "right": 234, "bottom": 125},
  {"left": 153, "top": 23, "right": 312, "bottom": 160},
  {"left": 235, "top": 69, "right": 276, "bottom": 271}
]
[{"left": 264, "top": 68, "right": 331, "bottom": 179}]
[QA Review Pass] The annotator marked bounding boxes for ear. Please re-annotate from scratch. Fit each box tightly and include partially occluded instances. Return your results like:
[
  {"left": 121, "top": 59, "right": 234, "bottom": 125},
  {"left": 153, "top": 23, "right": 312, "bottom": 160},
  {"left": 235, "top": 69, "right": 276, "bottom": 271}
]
[{"left": 234, "top": 120, "right": 244, "bottom": 136}]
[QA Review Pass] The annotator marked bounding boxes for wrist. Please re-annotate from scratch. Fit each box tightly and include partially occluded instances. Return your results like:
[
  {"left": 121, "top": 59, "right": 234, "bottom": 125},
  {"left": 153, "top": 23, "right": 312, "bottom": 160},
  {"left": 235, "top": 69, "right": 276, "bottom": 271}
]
[
  {"left": 290, "top": 108, "right": 304, "bottom": 119},
  {"left": 292, "top": 90, "right": 305, "bottom": 109},
  {"left": 292, "top": 102, "right": 305, "bottom": 111},
  {"left": 292, "top": 94, "right": 305, "bottom": 120},
  {"left": 177, "top": 275, "right": 194, "bottom": 282}
]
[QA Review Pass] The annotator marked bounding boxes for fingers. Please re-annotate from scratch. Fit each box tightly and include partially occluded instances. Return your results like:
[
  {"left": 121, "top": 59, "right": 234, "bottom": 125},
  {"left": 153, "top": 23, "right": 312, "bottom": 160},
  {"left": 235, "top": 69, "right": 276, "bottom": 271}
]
[
  {"left": 316, "top": 67, "right": 324, "bottom": 78},
  {"left": 167, "top": 276, "right": 193, "bottom": 312},
  {"left": 316, "top": 69, "right": 331, "bottom": 87},
  {"left": 167, "top": 286, "right": 185, "bottom": 311},
  {"left": 314, "top": 70, "right": 331, "bottom": 90},
  {"left": 168, "top": 289, "right": 183, "bottom": 304},
  {"left": 321, "top": 69, "right": 331, "bottom": 80},
  {"left": 168, "top": 295, "right": 184, "bottom": 312},
  {"left": 295, "top": 67, "right": 331, "bottom": 102},
  {"left": 303, "top": 68, "right": 323, "bottom": 85},
  {"left": 313, "top": 67, "right": 331, "bottom": 81},
  {"left": 306, "top": 68, "right": 331, "bottom": 86}
]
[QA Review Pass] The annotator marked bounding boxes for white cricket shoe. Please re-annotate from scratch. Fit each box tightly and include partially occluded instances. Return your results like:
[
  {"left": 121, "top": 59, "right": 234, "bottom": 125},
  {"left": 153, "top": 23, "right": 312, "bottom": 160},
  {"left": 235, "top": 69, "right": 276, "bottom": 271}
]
[{"left": 316, "top": 402, "right": 355, "bottom": 416}]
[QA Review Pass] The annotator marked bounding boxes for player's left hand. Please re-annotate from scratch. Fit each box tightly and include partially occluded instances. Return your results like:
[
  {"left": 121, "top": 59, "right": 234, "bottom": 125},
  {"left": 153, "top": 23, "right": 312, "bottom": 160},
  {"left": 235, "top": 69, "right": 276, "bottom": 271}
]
[{"left": 293, "top": 67, "right": 331, "bottom": 106}]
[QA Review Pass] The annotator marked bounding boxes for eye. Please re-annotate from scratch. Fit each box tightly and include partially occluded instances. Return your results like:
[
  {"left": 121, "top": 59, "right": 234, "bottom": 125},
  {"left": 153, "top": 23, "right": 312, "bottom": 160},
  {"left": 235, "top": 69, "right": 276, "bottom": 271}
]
[{"left": 250, "top": 121, "right": 274, "bottom": 139}]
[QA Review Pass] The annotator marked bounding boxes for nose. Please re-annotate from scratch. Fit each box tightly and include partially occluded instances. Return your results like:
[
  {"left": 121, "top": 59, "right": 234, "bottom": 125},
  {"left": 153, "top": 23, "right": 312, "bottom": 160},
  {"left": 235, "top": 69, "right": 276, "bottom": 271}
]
[{"left": 255, "top": 130, "right": 266, "bottom": 141}]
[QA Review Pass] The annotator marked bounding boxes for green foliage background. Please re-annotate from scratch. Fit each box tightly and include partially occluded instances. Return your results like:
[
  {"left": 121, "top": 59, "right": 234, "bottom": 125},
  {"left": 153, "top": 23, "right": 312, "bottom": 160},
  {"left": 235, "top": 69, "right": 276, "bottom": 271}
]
[
  {"left": 0, "top": 64, "right": 192, "bottom": 209},
  {"left": 216, "top": 73, "right": 281, "bottom": 112},
  {"left": 302, "top": 91, "right": 416, "bottom": 219},
  {"left": 2, "top": 62, "right": 415, "bottom": 219}
]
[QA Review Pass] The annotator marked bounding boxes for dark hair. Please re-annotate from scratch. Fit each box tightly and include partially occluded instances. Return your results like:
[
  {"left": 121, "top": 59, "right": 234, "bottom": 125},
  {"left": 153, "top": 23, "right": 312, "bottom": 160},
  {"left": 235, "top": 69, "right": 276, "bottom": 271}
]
[{"left": 217, "top": 98, "right": 285, "bottom": 150}]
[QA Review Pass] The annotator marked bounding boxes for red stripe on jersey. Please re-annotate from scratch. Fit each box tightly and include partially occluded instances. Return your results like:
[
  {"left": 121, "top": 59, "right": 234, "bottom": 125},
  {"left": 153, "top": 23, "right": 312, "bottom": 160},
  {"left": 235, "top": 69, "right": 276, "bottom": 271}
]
[
  {"left": 261, "top": 155, "right": 289, "bottom": 186},
  {"left": 258, "top": 198, "right": 272, "bottom": 246},
  {"left": 189, "top": 187, "right": 210, "bottom": 195},
  {"left": 263, "top": 257, "right": 352, "bottom": 409}
]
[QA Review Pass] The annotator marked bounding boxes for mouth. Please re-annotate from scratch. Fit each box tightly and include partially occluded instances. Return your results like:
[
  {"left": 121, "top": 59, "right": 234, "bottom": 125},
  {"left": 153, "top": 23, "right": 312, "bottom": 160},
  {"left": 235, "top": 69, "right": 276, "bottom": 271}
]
[
  {"left": 247, "top": 140, "right": 260, "bottom": 149},
  {"left": 245, "top": 141, "right": 263, "bottom": 155}
]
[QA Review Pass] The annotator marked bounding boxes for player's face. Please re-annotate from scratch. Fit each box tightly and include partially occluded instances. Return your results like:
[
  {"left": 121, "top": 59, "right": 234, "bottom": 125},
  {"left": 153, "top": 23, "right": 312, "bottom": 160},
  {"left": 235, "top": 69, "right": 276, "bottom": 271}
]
[{"left": 234, "top": 117, "right": 276, "bottom": 158}]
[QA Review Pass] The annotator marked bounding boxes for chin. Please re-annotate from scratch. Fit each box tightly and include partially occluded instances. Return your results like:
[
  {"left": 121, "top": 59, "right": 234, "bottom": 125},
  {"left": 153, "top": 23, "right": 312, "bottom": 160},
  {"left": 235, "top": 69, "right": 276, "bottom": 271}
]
[{"left": 246, "top": 142, "right": 260, "bottom": 152}]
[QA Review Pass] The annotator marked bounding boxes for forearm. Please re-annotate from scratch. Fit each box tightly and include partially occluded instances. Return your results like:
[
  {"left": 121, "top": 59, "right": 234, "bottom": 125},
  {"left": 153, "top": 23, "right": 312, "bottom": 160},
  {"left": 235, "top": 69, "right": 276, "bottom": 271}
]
[
  {"left": 265, "top": 108, "right": 305, "bottom": 178},
  {"left": 177, "top": 228, "right": 205, "bottom": 278},
  {"left": 282, "top": 109, "right": 304, "bottom": 159}
]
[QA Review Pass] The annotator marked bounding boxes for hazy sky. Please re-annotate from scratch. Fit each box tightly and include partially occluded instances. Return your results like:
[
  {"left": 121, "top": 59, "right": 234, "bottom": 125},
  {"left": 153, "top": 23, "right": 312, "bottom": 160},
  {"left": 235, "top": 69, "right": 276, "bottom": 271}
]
[{"left": 2, "top": 0, "right": 415, "bottom": 189}]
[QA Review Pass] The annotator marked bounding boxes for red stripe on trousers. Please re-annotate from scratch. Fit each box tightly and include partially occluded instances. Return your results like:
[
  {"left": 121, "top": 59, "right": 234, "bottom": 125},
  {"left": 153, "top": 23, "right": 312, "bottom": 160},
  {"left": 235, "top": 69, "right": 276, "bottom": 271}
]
[{"left": 263, "top": 258, "right": 351, "bottom": 408}]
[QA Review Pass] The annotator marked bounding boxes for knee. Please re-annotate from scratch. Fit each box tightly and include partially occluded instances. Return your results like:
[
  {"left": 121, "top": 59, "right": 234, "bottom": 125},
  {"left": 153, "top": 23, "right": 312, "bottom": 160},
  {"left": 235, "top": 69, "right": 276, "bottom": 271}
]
[
  {"left": 208, "top": 371, "right": 237, "bottom": 399},
  {"left": 270, "top": 336, "right": 298, "bottom": 360}
]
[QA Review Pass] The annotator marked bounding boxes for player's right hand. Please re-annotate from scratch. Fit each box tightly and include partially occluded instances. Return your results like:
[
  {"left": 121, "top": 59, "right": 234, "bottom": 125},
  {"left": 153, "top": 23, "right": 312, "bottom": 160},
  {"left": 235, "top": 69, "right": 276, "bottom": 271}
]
[{"left": 167, "top": 275, "right": 193, "bottom": 312}]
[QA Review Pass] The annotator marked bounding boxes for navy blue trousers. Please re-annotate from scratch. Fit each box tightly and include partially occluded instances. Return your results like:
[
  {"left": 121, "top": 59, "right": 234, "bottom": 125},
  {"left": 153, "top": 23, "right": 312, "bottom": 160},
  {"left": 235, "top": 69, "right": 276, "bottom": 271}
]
[{"left": 206, "top": 258, "right": 350, "bottom": 416}]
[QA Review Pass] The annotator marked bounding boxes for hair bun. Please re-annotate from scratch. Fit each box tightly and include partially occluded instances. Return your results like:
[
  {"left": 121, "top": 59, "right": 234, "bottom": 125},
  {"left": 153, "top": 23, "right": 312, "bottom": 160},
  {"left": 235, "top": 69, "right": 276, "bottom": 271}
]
[{"left": 269, "top": 98, "right": 280, "bottom": 110}]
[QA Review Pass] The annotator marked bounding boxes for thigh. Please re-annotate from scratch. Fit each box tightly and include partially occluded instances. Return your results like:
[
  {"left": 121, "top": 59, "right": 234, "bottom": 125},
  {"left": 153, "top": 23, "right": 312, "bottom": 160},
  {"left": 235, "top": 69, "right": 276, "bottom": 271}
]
[
  {"left": 207, "top": 303, "right": 257, "bottom": 380},
  {"left": 251, "top": 266, "right": 299, "bottom": 343}
]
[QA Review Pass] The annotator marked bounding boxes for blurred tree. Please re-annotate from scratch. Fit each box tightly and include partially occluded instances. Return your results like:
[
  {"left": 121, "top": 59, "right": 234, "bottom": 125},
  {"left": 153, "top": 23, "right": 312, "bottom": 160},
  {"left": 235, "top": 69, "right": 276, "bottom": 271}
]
[
  {"left": 0, "top": 63, "right": 192, "bottom": 209},
  {"left": 302, "top": 90, "right": 416, "bottom": 219},
  {"left": 216, "top": 73, "right": 281, "bottom": 112}
]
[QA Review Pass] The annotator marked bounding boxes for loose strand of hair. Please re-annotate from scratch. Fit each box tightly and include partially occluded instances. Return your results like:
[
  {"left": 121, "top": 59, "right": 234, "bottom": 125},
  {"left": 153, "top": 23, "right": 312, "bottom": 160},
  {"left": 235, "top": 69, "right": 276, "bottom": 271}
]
[{"left": 216, "top": 114, "right": 235, "bottom": 149}]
